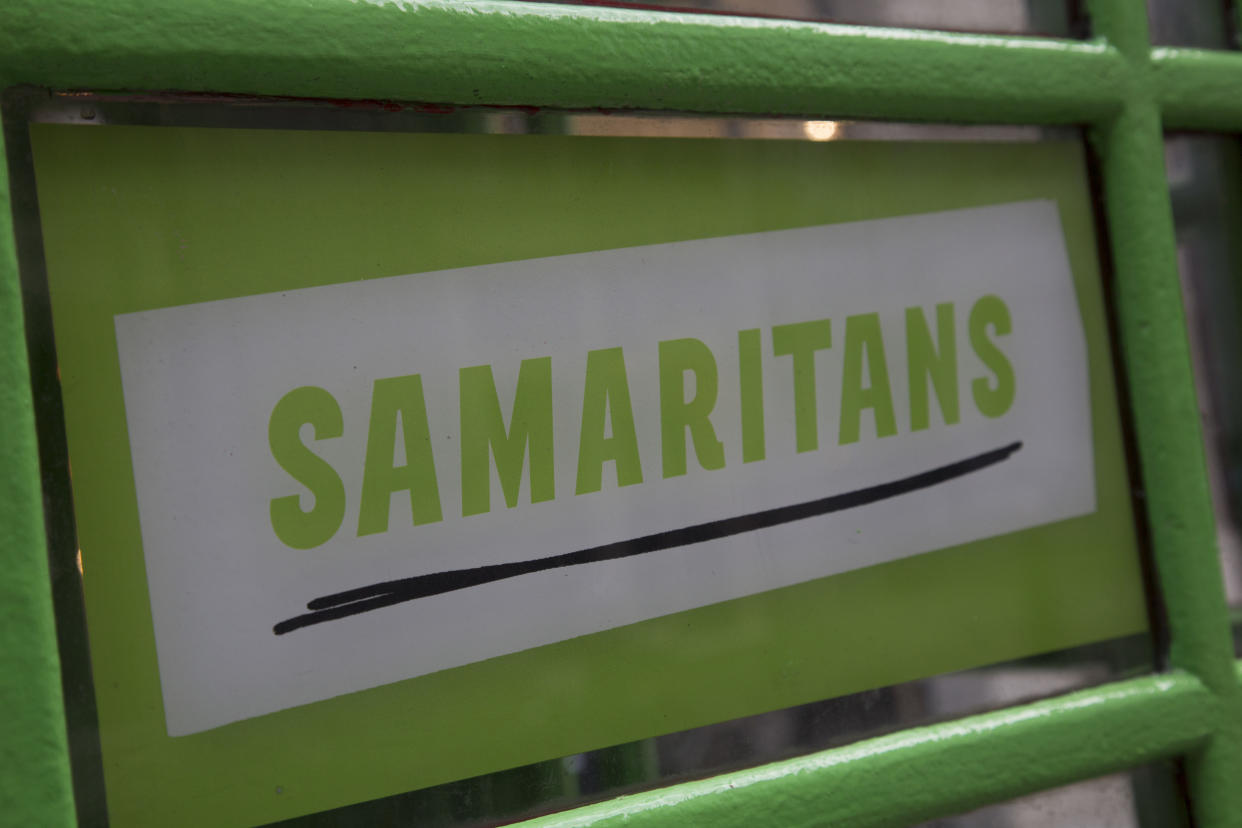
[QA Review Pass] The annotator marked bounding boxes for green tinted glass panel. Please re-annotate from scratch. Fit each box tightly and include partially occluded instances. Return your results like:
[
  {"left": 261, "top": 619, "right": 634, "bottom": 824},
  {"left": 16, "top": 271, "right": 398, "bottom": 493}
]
[{"left": 30, "top": 122, "right": 1147, "bottom": 826}]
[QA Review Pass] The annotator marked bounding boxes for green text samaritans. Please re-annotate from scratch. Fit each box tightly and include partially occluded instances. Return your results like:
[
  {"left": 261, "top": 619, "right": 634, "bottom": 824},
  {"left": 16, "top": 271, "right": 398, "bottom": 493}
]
[{"left": 268, "top": 295, "right": 1013, "bottom": 549}]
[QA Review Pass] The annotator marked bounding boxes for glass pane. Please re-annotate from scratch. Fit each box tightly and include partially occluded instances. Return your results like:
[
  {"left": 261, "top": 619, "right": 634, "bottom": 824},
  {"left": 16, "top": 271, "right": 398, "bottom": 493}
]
[
  {"left": 528, "top": 0, "right": 1076, "bottom": 38},
  {"left": 266, "top": 634, "right": 1150, "bottom": 827},
  {"left": 11, "top": 96, "right": 1151, "bottom": 826},
  {"left": 919, "top": 761, "right": 1190, "bottom": 827},
  {"left": 1147, "top": 0, "right": 1233, "bottom": 48},
  {"left": 1166, "top": 133, "right": 1242, "bottom": 654}
]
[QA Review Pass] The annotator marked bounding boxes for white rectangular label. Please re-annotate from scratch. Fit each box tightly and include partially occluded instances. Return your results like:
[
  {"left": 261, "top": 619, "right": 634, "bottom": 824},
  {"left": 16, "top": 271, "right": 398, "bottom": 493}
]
[{"left": 115, "top": 200, "right": 1094, "bottom": 736}]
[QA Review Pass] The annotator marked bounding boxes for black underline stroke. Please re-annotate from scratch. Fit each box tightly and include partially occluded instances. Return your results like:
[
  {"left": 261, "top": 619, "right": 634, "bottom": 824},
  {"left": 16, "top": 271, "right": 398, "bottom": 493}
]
[{"left": 273, "top": 440, "right": 1022, "bottom": 635}]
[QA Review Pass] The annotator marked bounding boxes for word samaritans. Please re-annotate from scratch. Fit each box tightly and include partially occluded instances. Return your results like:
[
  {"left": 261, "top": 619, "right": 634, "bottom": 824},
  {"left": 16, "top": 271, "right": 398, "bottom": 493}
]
[{"left": 268, "top": 295, "right": 1014, "bottom": 549}]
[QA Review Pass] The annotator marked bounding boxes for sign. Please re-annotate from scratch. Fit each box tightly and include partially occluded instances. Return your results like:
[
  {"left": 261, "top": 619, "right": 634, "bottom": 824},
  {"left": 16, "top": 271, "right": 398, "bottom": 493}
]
[
  {"left": 32, "top": 124, "right": 1146, "bottom": 826},
  {"left": 116, "top": 200, "right": 1092, "bottom": 736}
]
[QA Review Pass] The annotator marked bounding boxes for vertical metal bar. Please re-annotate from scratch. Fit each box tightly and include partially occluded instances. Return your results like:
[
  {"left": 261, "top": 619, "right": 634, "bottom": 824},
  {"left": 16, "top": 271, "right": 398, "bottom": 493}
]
[
  {"left": 1089, "top": 118, "right": 1242, "bottom": 828},
  {"left": 1092, "top": 99, "right": 1236, "bottom": 689},
  {"left": 1086, "top": 0, "right": 1154, "bottom": 54},
  {"left": 1087, "top": 0, "right": 1235, "bottom": 686},
  {"left": 0, "top": 116, "right": 77, "bottom": 823},
  {"left": 1087, "top": 2, "right": 1242, "bottom": 825}
]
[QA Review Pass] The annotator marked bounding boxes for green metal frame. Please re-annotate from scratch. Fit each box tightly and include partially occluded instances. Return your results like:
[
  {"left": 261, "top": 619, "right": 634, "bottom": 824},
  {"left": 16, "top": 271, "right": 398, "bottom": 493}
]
[{"left": 1, "top": 1, "right": 1240, "bottom": 825}]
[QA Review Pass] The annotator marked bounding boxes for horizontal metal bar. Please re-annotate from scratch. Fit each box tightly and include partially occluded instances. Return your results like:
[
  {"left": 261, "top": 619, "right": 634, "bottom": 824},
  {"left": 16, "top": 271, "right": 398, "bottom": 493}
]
[
  {"left": 0, "top": 0, "right": 1128, "bottom": 124},
  {"left": 515, "top": 672, "right": 1216, "bottom": 828},
  {"left": 1153, "top": 48, "right": 1242, "bottom": 131}
]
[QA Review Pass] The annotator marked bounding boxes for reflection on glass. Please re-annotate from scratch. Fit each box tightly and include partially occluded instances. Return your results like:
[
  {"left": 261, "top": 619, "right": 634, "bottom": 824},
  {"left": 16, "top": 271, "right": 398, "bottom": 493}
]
[
  {"left": 1166, "top": 134, "right": 1242, "bottom": 652},
  {"left": 270, "top": 635, "right": 1151, "bottom": 827},
  {"left": 525, "top": 0, "right": 1075, "bottom": 37},
  {"left": 10, "top": 93, "right": 1147, "bottom": 826},
  {"left": 28, "top": 93, "right": 1068, "bottom": 145},
  {"left": 1147, "top": 0, "right": 1232, "bottom": 48},
  {"left": 918, "top": 761, "right": 1189, "bottom": 827}
]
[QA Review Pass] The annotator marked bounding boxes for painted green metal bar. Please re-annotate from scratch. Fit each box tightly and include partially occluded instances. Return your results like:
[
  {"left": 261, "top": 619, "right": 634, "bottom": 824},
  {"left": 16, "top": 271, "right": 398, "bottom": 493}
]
[
  {"left": 1089, "top": 93, "right": 1236, "bottom": 689},
  {"left": 1091, "top": 101, "right": 1242, "bottom": 826},
  {"left": 1084, "top": 0, "right": 1151, "bottom": 58},
  {"left": 1151, "top": 48, "right": 1242, "bottom": 131},
  {"left": 0, "top": 0, "right": 1129, "bottom": 124},
  {"left": 1082, "top": 3, "right": 1242, "bottom": 826},
  {"left": 0, "top": 121, "right": 76, "bottom": 825},
  {"left": 515, "top": 673, "right": 1214, "bottom": 828}
]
